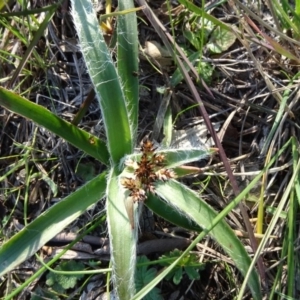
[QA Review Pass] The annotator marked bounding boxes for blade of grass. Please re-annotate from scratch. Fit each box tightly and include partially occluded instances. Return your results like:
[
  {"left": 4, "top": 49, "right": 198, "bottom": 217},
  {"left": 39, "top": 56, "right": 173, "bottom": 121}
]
[
  {"left": 117, "top": 0, "right": 139, "bottom": 144},
  {"left": 260, "top": 81, "right": 299, "bottom": 156},
  {"left": 0, "top": 87, "right": 110, "bottom": 164},
  {"left": 146, "top": 193, "right": 202, "bottom": 232},
  {"left": 162, "top": 105, "right": 172, "bottom": 147},
  {"left": 3, "top": 215, "right": 109, "bottom": 300},
  {"left": 106, "top": 167, "right": 138, "bottom": 299},
  {"left": 287, "top": 188, "right": 296, "bottom": 297},
  {"left": 71, "top": 0, "right": 132, "bottom": 163},
  {"left": 178, "top": 0, "right": 231, "bottom": 31},
  {"left": 0, "top": 172, "right": 107, "bottom": 276},
  {"left": 286, "top": 137, "right": 299, "bottom": 297},
  {"left": 0, "top": 5, "right": 61, "bottom": 17},
  {"left": 99, "top": 6, "right": 144, "bottom": 22}
]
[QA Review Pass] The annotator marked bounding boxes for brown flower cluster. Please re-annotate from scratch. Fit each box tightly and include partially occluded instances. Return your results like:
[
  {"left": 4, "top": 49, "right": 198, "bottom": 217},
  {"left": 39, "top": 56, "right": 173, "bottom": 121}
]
[{"left": 121, "top": 139, "right": 175, "bottom": 203}]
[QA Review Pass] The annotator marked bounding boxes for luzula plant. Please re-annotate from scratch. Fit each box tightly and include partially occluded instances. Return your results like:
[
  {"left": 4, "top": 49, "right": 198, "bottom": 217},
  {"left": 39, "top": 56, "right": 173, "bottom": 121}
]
[{"left": 0, "top": 0, "right": 261, "bottom": 299}]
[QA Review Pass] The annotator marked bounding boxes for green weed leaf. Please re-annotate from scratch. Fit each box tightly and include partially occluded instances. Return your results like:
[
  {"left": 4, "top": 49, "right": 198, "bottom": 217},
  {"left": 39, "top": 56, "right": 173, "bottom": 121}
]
[
  {"left": 196, "top": 61, "right": 214, "bottom": 85},
  {"left": 185, "top": 266, "right": 200, "bottom": 281},
  {"left": 207, "top": 26, "right": 236, "bottom": 53},
  {"left": 159, "top": 250, "right": 204, "bottom": 285},
  {"left": 172, "top": 268, "right": 183, "bottom": 285},
  {"left": 183, "top": 30, "right": 205, "bottom": 50},
  {"left": 135, "top": 256, "right": 163, "bottom": 300},
  {"left": 46, "top": 261, "right": 85, "bottom": 292}
]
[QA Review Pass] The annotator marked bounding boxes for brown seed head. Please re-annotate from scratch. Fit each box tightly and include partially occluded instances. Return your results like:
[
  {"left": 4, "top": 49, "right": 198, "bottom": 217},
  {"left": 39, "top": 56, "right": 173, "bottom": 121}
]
[
  {"left": 131, "top": 188, "right": 146, "bottom": 202},
  {"left": 156, "top": 168, "right": 176, "bottom": 181},
  {"left": 152, "top": 153, "right": 165, "bottom": 166},
  {"left": 121, "top": 177, "right": 138, "bottom": 190},
  {"left": 141, "top": 139, "right": 156, "bottom": 153}
]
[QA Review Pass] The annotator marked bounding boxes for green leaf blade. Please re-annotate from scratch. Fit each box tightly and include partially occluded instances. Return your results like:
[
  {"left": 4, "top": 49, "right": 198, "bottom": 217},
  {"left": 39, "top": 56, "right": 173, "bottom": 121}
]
[
  {"left": 0, "top": 87, "right": 110, "bottom": 164},
  {"left": 161, "top": 148, "right": 214, "bottom": 168},
  {"left": 0, "top": 172, "right": 107, "bottom": 276},
  {"left": 117, "top": 0, "right": 139, "bottom": 144},
  {"left": 106, "top": 167, "right": 138, "bottom": 299},
  {"left": 185, "top": 266, "right": 200, "bottom": 281},
  {"left": 71, "top": 0, "right": 132, "bottom": 163},
  {"left": 207, "top": 27, "right": 236, "bottom": 53},
  {"left": 146, "top": 193, "right": 202, "bottom": 232}
]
